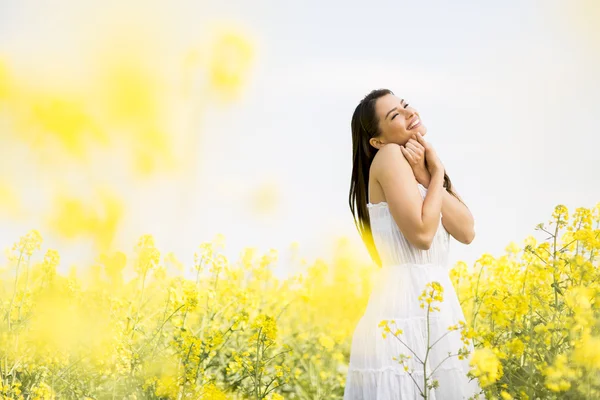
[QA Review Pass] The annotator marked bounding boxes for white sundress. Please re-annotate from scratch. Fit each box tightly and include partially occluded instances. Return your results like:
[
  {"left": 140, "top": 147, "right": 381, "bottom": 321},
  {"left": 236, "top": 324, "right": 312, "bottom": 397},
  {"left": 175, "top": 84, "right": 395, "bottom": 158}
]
[{"left": 343, "top": 183, "right": 483, "bottom": 400}]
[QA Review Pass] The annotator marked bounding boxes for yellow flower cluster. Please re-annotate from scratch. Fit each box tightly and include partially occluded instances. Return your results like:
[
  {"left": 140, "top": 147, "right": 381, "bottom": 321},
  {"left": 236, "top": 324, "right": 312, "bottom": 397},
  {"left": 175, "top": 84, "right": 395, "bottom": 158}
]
[
  {"left": 469, "top": 347, "right": 504, "bottom": 387},
  {"left": 418, "top": 281, "right": 444, "bottom": 312},
  {"left": 452, "top": 203, "right": 600, "bottom": 398},
  {"left": 249, "top": 314, "right": 278, "bottom": 345}
]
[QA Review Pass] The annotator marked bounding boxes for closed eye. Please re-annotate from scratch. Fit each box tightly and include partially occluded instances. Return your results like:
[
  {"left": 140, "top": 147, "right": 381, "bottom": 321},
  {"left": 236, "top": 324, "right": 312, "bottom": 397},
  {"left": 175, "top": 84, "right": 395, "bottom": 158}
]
[{"left": 391, "top": 103, "right": 409, "bottom": 120}]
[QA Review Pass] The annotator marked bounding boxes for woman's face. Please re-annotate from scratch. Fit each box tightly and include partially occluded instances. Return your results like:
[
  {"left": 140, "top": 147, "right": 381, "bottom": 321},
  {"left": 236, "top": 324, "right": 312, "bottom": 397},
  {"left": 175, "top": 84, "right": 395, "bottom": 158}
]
[{"left": 370, "top": 93, "right": 427, "bottom": 149}]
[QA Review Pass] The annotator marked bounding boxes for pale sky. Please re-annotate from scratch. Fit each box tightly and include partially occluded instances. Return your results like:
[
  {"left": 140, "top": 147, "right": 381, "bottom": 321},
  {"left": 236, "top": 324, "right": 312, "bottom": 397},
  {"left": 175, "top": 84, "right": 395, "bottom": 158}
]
[{"left": 1, "top": 1, "right": 598, "bottom": 279}]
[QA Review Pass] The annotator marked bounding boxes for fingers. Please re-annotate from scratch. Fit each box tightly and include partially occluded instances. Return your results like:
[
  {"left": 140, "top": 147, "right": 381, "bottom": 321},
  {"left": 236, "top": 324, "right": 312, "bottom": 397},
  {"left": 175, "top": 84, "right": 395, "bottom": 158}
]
[
  {"left": 416, "top": 134, "right": 434, "bottom": 153},
  {"left": 400, "top": 145, "right": 416, "bottom": 164},
  {"left": 408, "top": 135, "right": 424, "bottom": 150},
  {"left": 408, "top": 137, "right": 421, "bottom": 146},
  {"left": 405, "top": 140, "right": 423, "bottom": 155},
  {"left": 401, "top": 145, "right": 420, "bottom": 165}
]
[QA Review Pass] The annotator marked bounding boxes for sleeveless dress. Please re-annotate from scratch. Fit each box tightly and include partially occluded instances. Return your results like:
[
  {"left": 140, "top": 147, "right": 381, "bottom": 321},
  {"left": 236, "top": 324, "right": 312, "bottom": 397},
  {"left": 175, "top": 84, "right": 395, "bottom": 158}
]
[{"left": 343, "top": 183, "right": 482, "bottom": 400}]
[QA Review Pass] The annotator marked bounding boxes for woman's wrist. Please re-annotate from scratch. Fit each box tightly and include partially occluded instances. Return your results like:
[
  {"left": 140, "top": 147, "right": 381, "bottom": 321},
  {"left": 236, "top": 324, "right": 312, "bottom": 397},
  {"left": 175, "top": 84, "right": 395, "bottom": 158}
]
[
  {"left": 431, "top": 171, "right": 444, "bottom": 184},
  {"left": 421, "top": 174, "right": 432, "bottom": 188}
]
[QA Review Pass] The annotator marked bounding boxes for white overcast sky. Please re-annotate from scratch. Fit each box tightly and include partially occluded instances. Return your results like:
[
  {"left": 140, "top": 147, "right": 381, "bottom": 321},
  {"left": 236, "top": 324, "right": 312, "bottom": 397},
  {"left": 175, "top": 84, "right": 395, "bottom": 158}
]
[{"left": 1, "top": 1, "right": 598, "bottom": 279}]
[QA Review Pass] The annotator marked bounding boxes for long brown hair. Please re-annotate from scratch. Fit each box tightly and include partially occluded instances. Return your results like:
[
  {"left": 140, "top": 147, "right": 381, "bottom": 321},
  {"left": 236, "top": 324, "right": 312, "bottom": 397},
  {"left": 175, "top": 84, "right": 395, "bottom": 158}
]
[{"left": 349, "top": 89, "right": 462, "bottom": 267}]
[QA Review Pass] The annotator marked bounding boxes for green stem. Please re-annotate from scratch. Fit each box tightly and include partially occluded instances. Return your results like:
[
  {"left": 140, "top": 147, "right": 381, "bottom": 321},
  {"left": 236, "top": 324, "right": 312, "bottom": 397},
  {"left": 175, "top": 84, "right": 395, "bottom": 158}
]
[
  {"left": 255, "top": 327, "right": 262, "bottom": 400},
  {"left": 6, "top": 250, "right": 24, "bottom": 331},
  {"left": 130, "top": 269, "right": 148, "bottom": 340},
  {"left": 424, "top": 302, "right": 431, "bottom": 400},
  {"left": 16, "top": 255, "right": 31, "bottom": 323}
]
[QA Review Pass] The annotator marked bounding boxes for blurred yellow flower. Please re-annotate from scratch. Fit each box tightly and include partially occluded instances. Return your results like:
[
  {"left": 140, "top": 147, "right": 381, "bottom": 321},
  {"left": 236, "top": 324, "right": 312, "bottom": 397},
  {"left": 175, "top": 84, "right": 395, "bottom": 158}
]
[
  {"left": 207, "top": 29, "right": 254, "bottom": 100},
  {"left": 469, "top": 347, "right": 503, "bottom": 387},
  {"left": 318, "top": 335, "right": 335, "bottom": 350}
]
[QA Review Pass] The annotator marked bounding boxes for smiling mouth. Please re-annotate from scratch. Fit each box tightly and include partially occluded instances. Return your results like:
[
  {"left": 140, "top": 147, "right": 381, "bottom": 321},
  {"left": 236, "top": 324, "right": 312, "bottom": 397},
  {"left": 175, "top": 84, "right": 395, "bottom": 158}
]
[{"left": 407, "top": 118, "right": 421, "bottom": 130}]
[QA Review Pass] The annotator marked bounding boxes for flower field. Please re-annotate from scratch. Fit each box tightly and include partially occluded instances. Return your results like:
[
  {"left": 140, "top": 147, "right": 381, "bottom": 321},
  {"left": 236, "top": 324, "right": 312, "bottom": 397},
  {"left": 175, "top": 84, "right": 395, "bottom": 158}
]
[{"left": 1, "top": 203, "right": 599, "bottom": 399}]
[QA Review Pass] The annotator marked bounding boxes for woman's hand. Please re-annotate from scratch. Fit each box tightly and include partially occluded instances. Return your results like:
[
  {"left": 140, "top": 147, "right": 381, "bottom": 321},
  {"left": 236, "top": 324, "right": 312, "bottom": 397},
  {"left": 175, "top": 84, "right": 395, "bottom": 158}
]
[{"left": 400, "top": 132, "right": 431, "bottom": 187}]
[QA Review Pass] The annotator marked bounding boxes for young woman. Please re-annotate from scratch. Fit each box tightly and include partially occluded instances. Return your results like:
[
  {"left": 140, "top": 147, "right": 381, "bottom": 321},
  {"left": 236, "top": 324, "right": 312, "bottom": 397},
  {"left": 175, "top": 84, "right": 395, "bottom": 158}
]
[{"left": 344, "top": 89, "right": 482, "bottom": 399}]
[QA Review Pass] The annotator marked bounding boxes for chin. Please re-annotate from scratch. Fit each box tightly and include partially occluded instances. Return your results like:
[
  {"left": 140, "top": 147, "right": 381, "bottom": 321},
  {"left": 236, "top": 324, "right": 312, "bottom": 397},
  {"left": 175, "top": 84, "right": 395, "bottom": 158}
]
[
  {"left": 415, "top": 125, "right": 427, "bottom": 136},
  {"left": 406, "top": 125, "right": 426, "bottom": 137}
]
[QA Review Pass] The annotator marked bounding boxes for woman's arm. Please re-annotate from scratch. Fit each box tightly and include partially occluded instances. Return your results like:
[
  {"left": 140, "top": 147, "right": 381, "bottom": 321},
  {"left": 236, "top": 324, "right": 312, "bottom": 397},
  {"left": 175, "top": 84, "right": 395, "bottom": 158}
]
[
  {"left": 440, "top": 188, "right": 475, "bottom": 244},
  {"left": 419, "top": 176, "right": 475, "bottom": 244},
  {"left": 375, "top": 144, "right": 445, "bottom": 250}
]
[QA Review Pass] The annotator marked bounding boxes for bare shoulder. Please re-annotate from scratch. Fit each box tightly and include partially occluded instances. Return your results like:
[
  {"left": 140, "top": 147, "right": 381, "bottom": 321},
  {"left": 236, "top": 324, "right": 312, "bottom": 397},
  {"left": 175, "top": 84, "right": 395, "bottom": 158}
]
[{"left": 370, "top": 143, "right": 411, "bottom": 180}]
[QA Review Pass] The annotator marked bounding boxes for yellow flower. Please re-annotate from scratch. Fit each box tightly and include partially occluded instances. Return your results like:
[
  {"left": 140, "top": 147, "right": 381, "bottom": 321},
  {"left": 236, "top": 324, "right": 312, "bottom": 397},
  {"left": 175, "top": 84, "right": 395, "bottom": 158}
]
[
  {"left": 12, "top": 229, "right": 43, "bottom": 257},
  {"left": 500, "top": 390, "right": 513, "bottom": 400},
  {"left": 134, "top": 234, "right": 160, "bottom": 275},
  {"left": 469, "top": 347, "right": 503, "bottom": 387},
  {"left": 250, "top": 314, "right": 278, "bottom": 344},
  {"left": 318, "top": 335, "right": 335, "bottom": 350},
  {"left": 505, "top": 241, "right": 521, "bottom": 254},
  {"left": 207, "top": 29, "right": 254, "bottom": 100},
  {"left": 572, "top": 335, "right": 600, "bottom": 369},
  {"left": 506, "top": 338, "right": 525, "bottom": 358},
  {"left": 201, "top": 383, "right": 229, "bottom": 400}
]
